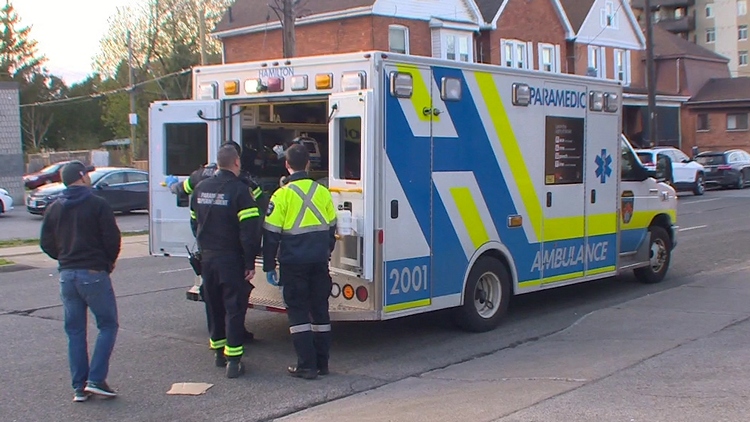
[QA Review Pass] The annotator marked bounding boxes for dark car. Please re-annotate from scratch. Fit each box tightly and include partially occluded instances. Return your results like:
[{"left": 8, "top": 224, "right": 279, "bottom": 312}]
[
  {"left": 695, "top": 149, "right": 750, "bottom": 189},
  {"left": 23, "top": 161, "right": 71, "bottom": 190},
  {"left": 26, "top": 167, "right": 149, "bottom": 215}
]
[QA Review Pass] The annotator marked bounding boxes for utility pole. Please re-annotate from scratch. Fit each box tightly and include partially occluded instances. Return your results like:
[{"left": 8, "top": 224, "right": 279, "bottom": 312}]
[
  {"left": 199, "top": 0, "right": 207, "bottom": 65},
  {"left": 282, "top": 0, "right": 296, "bottom": 58},
  {"left": 644, "top": 0, "right": 657, "bottom": 147},
  {"left": 127, "top": 30, "right": 138, "bottom": 164}
]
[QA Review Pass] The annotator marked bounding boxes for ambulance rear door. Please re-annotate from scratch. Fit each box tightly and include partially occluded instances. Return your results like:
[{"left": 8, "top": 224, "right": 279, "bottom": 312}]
[{"left": 149, "top": 100, "right": 222, "bottom": 257}]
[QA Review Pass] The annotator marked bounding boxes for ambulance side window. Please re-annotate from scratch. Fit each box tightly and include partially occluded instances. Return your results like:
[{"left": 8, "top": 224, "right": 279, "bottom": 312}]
[
  {"left": 621, "top": 140, "right": 640, "bottom": 181},
  {"left": 335, "top": 117, "right": 361, "bottom": 181},
  {"left": 165, "top": 123, "right": 208, "bottom": 176}
]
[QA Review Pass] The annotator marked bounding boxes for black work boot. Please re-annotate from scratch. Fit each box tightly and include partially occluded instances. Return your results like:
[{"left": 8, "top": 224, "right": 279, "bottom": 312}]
[
  {"left": 214, "top": 350, "right": 227, "bottom": 367},
  {"left": 226, "top": 360, "right": 246, "bottom": 378},
  {"left": 288, "top": 365, "right": 318, "bottom": 380}
]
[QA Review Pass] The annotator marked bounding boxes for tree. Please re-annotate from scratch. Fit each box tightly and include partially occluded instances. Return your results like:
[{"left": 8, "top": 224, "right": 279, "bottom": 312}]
[
  {"left": 269, "top": 0, "right": 308, "bottom": 58},
  {"left": 0, "top": 0, "right": 43, "bottom": 81},
  {"left": 20, "top": 72, "right": 65, "bottom": 150}
]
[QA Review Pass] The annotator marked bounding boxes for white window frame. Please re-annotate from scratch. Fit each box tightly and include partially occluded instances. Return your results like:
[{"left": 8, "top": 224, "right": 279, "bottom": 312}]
[
  {"left": 706, "top": 3, "right": 714, "bottom": 18},
  {"left": 727, "top": 113, "right": 749, "bottom": 131},
  {"left": 588, "top": 45, "right": 605, "bottom": 78},
  {"left": 538, "top": 43, "right": 557, "bottom": 72},
  {"left": 600, "top": 1, "right": 618, "bottom": 29},
  {"left": 501, "top": 39, "right": 530, "bottom": 69},
  {"left": 614, "top": 49, "right": 631, "bottom": 85},
  {"left": 740, "top": 50, "right": 749, "bottom": 66},
  {"left": 706, "top": 27, "right": 716, "bottom": 43},
  {"left": 441, "top": 30, "right": 472, "bottom": 63},
  {"left": 740, "top": 0, "right": 748, "bottom": 16},
  {"left": 388, "top": 25, "right": 409, "bottom": 54},
  {"left": 740, "top": 25, "right": 748, "bottom": 41}
]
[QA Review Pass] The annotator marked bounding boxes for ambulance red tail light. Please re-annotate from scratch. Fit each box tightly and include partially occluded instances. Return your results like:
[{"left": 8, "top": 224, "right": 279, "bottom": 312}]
[
  {"left": 355, "top": 286, "right": 368, "bottom": 302},
  {"left": 378, "top": 230, "right": 384, "bottom": 244},
  {"left": 266, "top": 77, "right": 284, "bottom": 92}
]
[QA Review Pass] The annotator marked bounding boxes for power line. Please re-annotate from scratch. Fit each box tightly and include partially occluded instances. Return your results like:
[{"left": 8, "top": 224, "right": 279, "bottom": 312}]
[{"left": 19, "top": 68, "right": 192, "bottom": 108}]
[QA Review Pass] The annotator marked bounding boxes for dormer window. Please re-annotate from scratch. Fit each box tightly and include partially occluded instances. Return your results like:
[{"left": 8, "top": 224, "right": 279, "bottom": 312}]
[{"left": 601, "top": 1, "right": 618, "bottom": 28}]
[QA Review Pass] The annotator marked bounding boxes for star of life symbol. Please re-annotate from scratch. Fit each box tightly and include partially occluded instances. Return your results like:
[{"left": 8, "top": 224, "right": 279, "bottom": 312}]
[{"left": 595, "top": 149, "right": 612, "bottom": 183}]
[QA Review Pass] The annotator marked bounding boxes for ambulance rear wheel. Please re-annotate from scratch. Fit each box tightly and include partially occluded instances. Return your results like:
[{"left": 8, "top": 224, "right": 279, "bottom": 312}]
[
  {"left": 454, "top": 257, "right": 511, "bottom": 333},
  {"left": 634, "top": 226, "right": 671, "bottom": 284}
]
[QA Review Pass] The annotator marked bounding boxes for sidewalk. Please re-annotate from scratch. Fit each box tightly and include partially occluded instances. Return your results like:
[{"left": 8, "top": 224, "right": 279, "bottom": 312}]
[
  {"left": 0, "top": 235, "right": 150, "bottom": 268},
  {"left": 277, "top": 262, "right": 750, "bottom": 422}
]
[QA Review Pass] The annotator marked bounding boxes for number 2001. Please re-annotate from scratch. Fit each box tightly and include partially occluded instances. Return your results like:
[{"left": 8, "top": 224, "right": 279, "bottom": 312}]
[{"left": 389, "top": 265, "right": 429, "bottom": 295}]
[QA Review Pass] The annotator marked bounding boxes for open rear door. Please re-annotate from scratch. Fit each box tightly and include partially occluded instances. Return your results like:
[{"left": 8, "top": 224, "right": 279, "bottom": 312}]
[
  {"left": 327, "top": 90, "right": 376, "bottom": 281},
  {"left": 149, "top": 100, "right": 222, "bottom": 257}
]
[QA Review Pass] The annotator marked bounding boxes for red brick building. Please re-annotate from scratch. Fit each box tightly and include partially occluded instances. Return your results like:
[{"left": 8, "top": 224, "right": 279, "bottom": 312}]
[{"left": 687, "top": 78, "right": 750, "bottom": 152}]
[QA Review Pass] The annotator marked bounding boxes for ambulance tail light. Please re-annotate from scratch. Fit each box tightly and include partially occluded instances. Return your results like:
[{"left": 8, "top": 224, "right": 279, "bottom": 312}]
[
  {"left": 315, "top": 73, "right": 333, "bottom": 90},
  {"left": 512, "top": 83, "right": 531, "bottom": 106},
  {"left": 341, "top": 71, "right": 367, "bottom": 91},
  {"left": 355, "top": 286, "right": 368, "bottom": 302},
  {"left": 589, "top": 91, "right": 604, "bottom": 111},
  {"left": 342, "top": 284, "right": 355, "bottom": 300},
  {"left": 266, "top": 77, "right": 284, "bottom": 92},
  {"left": 604, "top": 92, "right": 619, "bottom": 112},
  {"left": 378, "top": 229, "right": 384, "bottom": 244},
  {"left": 291, "top": 75, "right": 308, "bottom": 91},
  {"left": 198, "top": 82, "right": 218, "bottom": 100},
  {"left": 331, "top": 283, "right": 341, "bottom": 298},
  {"left": 389, "top": 72, "right": 413, "bottom": 98}
]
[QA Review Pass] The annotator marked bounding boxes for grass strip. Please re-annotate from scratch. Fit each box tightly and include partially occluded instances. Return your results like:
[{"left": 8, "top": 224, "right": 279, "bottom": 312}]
[{"left": 0, "top": 230, "right": 148, "bottom": 249}]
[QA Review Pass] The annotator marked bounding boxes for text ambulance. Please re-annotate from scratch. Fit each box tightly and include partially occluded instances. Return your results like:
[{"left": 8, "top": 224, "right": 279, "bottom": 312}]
[{"left": 148, "top": 51, "right": 677, "bottom": 332}]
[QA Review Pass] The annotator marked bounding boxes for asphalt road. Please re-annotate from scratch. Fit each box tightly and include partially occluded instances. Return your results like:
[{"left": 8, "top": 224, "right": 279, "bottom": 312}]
[
  {"left": 0, "top": 208, "right": 149, "bottom": 240},
  {"left": 0, "top": 187, "right": 748, "bottom": 422}
]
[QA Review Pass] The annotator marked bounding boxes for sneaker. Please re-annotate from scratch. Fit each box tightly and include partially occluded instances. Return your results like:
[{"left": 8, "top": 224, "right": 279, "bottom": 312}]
[
  {"left": 226, "top": 361, "right": 246, "bottom": 379},
  {"left": 288, "top": 365, "right": 318, "bottom": 380},
  {"left": 73, "top": 389, "right": 91, "bottom": 402},
  {"left": 84, "top": 381, "right": 117, "bottom": 398}
]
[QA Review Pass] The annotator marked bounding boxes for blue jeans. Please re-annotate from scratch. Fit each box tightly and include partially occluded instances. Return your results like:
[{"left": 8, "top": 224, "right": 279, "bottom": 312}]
[{"left": 59, "top": 270, "right": 119, "bottom": 390}]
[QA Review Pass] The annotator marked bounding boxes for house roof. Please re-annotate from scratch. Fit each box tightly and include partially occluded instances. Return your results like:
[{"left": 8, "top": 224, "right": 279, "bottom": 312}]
[
  {"left": 213, "top": 0, "right": 377, "bottom": 34},
  {"left": 688, "top": 77, "right": 750, "bottom": 104},
  {"left": 558, "top": 0, "right": 595, "bottom": 33},
  {"left": 651, "top": 25, "right": 728, "bottom": 62},
  {"left": 474, "top": 0, "right": 506, "bottom": 23}
]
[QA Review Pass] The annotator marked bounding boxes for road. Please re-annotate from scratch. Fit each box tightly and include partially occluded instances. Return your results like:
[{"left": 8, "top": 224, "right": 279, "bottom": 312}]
[
  {"left": 0, "top": 208, "right": 148, "bottom": 240},
  {"left": 0, "top": 188, "right": 748, "bottom": 422}
]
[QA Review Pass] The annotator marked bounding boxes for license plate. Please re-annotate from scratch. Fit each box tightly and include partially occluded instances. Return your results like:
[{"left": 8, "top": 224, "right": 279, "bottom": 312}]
[{"left": 30, "top": 200, "right": 37, "bottom": 208}]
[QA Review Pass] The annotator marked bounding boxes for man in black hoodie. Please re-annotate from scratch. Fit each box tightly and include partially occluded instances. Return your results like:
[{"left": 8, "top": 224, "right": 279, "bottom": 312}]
[{"left": 40, "top": 161, "right": 122, "bottom": 403}]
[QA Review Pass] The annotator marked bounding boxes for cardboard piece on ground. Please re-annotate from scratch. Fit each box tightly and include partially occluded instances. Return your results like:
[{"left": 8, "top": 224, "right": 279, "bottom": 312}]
[{"left": 167, "top": 382, "right": 214, "bottom": 395}]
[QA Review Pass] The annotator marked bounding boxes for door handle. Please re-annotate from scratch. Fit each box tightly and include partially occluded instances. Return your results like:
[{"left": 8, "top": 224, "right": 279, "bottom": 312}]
[
  {"left": 546, "top": 192, "right": 552, "bottom": 207},
  {"left": 390, "top": 200, "right": 399, "bottom": 219},
  {"left": 649, "top": 189, "right": 659, "bottom": 194},
  {"left": 590, "top": 189, "right": 596, "bottom": 204}
]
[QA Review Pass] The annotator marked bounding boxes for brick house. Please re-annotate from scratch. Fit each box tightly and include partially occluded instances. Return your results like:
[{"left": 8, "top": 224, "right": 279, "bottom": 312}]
[
  {"left": 623, "top": 25, "right": 730, "bottom": 151},
  {"left": 473, "top": 0, "right": 573, "bottom": 72},
  {"left": 687, "top": 77, "right": 750, "bottom": 151},
  {"left": 212, "top": 0, "right": 484, "bottom": 64}
]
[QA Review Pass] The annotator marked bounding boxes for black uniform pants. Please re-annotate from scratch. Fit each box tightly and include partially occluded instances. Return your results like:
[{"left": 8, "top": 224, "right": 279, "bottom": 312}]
[
  {"left": 280, "top": 262, "right": 332, "bottom": 371},
  {"left": 201, "top": 252, "right": 250, "bottom": 361}
]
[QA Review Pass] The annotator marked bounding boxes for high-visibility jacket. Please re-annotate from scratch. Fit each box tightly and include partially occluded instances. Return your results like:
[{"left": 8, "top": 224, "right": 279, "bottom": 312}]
[{"left": 262, "top": 172, "right": 337, "bottom": 272}]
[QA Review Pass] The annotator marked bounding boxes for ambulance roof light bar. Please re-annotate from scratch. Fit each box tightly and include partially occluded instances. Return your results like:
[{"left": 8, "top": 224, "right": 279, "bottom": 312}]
[
  {"left": 512, "top": 83, "right": 531, "bottom": 107},
  {"left": 341, "top": 71, "right": 367, "bottom": 92},
  {"left": 604, "top": 92, "right": 619, "bottom": 113},
  {"left": 198, "top": 82, "right": 218, "bottom": 100}
]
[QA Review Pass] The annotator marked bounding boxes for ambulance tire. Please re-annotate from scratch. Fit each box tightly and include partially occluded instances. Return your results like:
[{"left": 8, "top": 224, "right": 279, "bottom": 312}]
[
  {"left": 454, "top": 257, "right": 511, "bottom": 333},
  {"left": 634, "top": 226, "right": 671, "bottom": 284}
]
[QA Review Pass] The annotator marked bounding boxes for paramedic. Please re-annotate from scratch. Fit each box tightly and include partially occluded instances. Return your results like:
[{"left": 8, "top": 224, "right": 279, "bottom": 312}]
[
  {"left": 190, "top": 144, "right": 261, "bottom": 378},
  {"left": 263, "top": 144, "right": 337, "bottom": 380}
]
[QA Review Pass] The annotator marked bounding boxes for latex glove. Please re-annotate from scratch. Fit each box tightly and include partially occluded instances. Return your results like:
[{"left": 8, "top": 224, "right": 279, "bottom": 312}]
[
  {"left": 165, "top": 175, "right": 179, "bottom": 188},
  {"left": 266, "top": 270, "right": 279, "bottom": 286}
]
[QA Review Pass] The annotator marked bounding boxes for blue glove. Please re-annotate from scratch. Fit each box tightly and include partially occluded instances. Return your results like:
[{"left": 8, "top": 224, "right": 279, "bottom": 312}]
[
  {"left": 266, "top": 270, "right": 279, "bottom": 286},
  {"left": 165, "top": 175, "right": 179, "bottom": 188}
]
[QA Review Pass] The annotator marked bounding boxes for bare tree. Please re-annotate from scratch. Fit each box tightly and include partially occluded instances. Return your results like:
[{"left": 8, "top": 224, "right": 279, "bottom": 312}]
[
  {"left": 269, "top": 0, "right": 309, "bottom": 58},
  {"left": 22, "top": 105, "right": 53, "bottom": 150}
]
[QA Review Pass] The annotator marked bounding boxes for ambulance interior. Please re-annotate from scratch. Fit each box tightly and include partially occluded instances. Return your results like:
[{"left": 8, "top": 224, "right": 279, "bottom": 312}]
[{"left": 236, "top": 100, "right": 362, "bottom": 195}]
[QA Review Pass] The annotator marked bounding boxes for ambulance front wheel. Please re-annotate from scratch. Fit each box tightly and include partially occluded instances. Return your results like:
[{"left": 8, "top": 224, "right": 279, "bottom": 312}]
[
  {"left": 634, "top": 226, "right": 671, "bottom": 284},
  {"left": 454, "top": 257, "right": 511, "bottom": 333}
]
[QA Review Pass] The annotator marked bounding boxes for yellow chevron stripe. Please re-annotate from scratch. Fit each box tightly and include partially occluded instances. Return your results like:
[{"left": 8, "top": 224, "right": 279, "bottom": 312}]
[{"left": 450, "top": 186, "right": 490, "bottom": 249}]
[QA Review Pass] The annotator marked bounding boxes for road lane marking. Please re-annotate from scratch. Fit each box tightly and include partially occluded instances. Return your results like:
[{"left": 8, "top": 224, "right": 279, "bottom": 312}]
[
  {"left": 682, "top": 198, "right": 720, "bottom": 204},
  {"left": 159, "top": 267, "right": 193, "bottom": 274},
  {"left": 678, "top": 225, "right": 707, "bottom": 232}
]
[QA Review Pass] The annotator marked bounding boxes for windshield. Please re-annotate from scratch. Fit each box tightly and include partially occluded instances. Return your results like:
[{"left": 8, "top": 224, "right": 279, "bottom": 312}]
[
  {"left": 39, "top": 163, "right": 62, "bottom": 174},
  {"left": 88, "top": 170, "right": 110, "bottom": 185},
  {"left": 696, "top": 154, "right": 726, "bottom": 166},
  {"left": 636, "top": 152, "right": 654, "bottom": 164}
]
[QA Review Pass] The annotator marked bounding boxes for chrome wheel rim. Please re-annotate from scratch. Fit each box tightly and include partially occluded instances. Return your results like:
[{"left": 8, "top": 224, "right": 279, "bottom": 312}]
[
  {"left": 650, "top": 238, "right": 668, "bottom": 273},
  {"left": 474, "top": 272, "right": 501, "bottom": 319}
]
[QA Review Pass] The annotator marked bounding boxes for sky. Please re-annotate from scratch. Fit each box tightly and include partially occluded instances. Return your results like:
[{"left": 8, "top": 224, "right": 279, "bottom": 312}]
[{"left": 13, "top": 0, "right": 138, "bottom": 85}]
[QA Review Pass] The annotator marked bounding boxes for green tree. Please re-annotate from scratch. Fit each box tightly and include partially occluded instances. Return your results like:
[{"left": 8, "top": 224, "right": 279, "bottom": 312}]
[{"left": 0, "top": 0, "right": 43, "bottom": 81}]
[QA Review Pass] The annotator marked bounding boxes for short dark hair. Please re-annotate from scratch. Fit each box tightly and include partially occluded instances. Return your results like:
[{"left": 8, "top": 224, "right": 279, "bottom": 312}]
[
  {"left": 221, "top": 141, "right": 241, "bottom": 156},
  {"left": 285, "top": 144, "right": 309, "bottom": 171},
  {"left": 217, "top": 144, "right": 239, "bottom": 168}
]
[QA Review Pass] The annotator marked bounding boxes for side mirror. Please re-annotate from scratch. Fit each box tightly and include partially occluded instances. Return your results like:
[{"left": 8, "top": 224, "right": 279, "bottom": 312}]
[
  {"left": 652, "top": 155, "right": 673, "bottom": 183},
  {"left": 96, "top": 182, "right": 108, "bottom": 189}
]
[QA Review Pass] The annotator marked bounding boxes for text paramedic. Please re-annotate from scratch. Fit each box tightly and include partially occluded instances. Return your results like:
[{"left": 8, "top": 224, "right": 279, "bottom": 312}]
[{"left": 529, "top": 87, "right": 587, "bottom": 109}]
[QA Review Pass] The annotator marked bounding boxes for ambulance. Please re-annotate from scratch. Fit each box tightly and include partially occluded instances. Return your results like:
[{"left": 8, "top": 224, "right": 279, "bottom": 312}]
[{"left": 148, "top": 51, "right": 678, "bottom": 332}]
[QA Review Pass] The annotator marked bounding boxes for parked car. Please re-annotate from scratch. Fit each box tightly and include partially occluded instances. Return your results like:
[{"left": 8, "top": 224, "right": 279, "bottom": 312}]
[
  {"left": 635, "top": 147, "right": 706, "bottom": 195},
  {"left": 0, "top": 188, "right": 13, "bottom": 215},
  {"left": 695, "top": 149, "right": 750, "bottom": 189},
  {"left": 26, "top": 167, "right": 149, "bottom": 215},
  {"left": 22, "top": 161, "right": 71, "bottom": 190}
]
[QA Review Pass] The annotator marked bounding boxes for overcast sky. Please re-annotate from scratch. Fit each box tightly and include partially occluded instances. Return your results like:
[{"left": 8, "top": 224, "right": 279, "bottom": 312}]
[{"left": 13, "top": 0, "right": 137, "bottom": 85}]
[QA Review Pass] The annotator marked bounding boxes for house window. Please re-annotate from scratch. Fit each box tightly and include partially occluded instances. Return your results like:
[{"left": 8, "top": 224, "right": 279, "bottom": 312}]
[
  {"left": 443, "top": 32, "right": 472, "bottom": 63},
  {"left": 501, "top": 39, "right": 529, "bottom": 69},
  {"left": 539, "top": 44, "right": 556, "bottom": 72},
  {"left": 706, "top": 3, "right": 714, "bottom": 18},
  {"left": 389, "top": 25, "right": 409, "bottom": 54},
  {"left": 740, "top": 25, "right": 748, "bottom": 41},
  {"left": 740, "top": 50, "right": 749, "bottom": 66},
  {"left": 697, "top": 114, "right": 709, "bottom": 131},
  {"left": 601, "top": 1, "right": 618, "bottom": 28},
  {"left": 706, "top": 28, "right": 716, "bottom": 43},
  {"left": 588, "top": 46, "right": 603, "bottom": 77},
  {"left": 727, "top": 113, "right": 749, "bottom": 130},
  {"left": 614, "top": 49, "right": 630, "bottom": 84},
  {"left": 740, "top": 1, "right": 748, "bottom": 16}
]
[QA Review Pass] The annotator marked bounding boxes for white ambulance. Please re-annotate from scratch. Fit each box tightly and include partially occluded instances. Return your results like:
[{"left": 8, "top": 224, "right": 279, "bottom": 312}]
[{"left": 148, "top": 51, "right": 678, "bottom": 332}]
